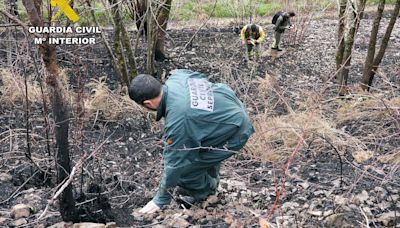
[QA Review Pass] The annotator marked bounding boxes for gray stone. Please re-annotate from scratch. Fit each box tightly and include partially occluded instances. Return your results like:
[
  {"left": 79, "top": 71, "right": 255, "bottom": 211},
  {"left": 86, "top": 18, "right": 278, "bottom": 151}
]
[
  {"left": 34, "top": 224, "right": 46, "bottom": 228},
  {"left": 12, "top": 218, "right": 27, "bottom": 227},
  {"left": 298, "top": 182, "right": 310, "bottom": 190},
  {"left": 11, "top": 204, "right": 31, "bottom": 219},
  {"left": 46, "top": 221, "right": 73, "bottom": 228},
  {"left": 206, "top": 195, "right": 219, "bottom": 204},
  {"left": 152, "top": 225, "right": 166, "bottom": 228},
  {"left": 377, "top": 211, "right": 399, "bottom": 226},
  {"left": 282, "top": 202, "right": 300, "bottom": 210},
  {"left": 0, "top": 217, "right": 9, "bottom": 225},
  {"left": 307, "top": 210, "right": 323, "bottom": 217},
  {"left": 323, "top": 210, "right": 334, "bottom": 217},
  {"left": 72, "top": 222, "right": 106, "bottom": 228},
  {"left": 105, "top": 222, "right": 117, "bottom": 228},
  {"left": 0, "top": 173, "right": 12, "bottom": 182},
  {"left": 352, "top": 190, "right": 369, "bottom": 205},
  {"left": 377, "top": 201, "right": 391, "bottom": 210},
  {"left": 170, "top": 217, "right": 190, "bottom": 228},
  {"left": 334, "top": 195, "right": 347, "bottom": 205}
]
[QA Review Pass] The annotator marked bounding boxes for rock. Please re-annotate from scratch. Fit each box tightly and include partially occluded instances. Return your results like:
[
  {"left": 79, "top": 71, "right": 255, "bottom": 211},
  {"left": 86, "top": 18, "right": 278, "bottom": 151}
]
[
  {"left": 323, "top": 210, "right": 334, "bottom": 217},
  {"left": 12, "top": 218, "right": 27, "bottom": 227},
  {"left": 377, "top": 211, "right": 399, "bottom": 226},
  {"left": 105, "top": 222, "right": 117, "bottom": 228},
  {"left": 313, "top": 190, "right": 326, "bottom": 197},
  {"left": 282, "top": 202, "right": 300, "bottom": 210},
  {"left": 34, "top": 224, "right": 46, "bottom": 228},
  {"left": 353, "top": 190, "right": 369, "bottom": 205},
  {"left": 377, "top": 201, "right": 391, "bottom": 210},
  {"left": 0, "top": 217, "right": 9, "bottom": 225},
  {"left": 361, "top": 207, "right": 373, "bottom": 217},
  {"left": 152, "top": 225, "right": 166, "bottom": 228},
  {"left": 307, "top": 210, "right": 323, "bottom": 217},
  {"left": 206, "top": 195, "right": 219, "bottom": 204},
  {"left": 0, "top": 173, "right": 12, "bottom": 182},
  {"left": 47, "top": 221, "right": 73, "bottom": 228},
  {"left": 169, "top": 217, "right": 190, "bottom": 228},
  {"left": 11, "top": 204, "right": 31, "bottom": 219},
  {"left": 298, "top": 182, "right": 310, "bottom": 190},
  {"left": 73, "top": 223, "right": 105, "bottom": 228},
  {"left": 325, "top": 213, "right": 352, "bottom": 227}
]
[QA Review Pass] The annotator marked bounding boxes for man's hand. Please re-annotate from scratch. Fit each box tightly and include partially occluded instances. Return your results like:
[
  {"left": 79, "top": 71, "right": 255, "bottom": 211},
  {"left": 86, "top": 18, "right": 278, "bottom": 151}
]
[
  {"left": 247, "top": 39, "right": 255, "bottom": 46},
  {"left": 242, "top": 40, "right": 246, "bottom": 45},
  {"left": 139, "top": 200, "right": 160, "bottom": 214}
]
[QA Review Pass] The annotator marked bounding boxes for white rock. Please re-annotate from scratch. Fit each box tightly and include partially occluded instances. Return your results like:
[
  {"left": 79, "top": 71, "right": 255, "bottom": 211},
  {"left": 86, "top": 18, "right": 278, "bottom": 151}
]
[
  {"left": 73, "top": 222, "right": 106, "bottom": 228},
  {"left": 377, "top": 201, "right": 391, "bottom": 210},
  {"left": 169, "top": 217, "right": 190, "bottom": 228},
  {"left": 298, "top": 182, "right": 310, "bottom": 189},
  {"left": 105, "top": 222, "right": 117, "bottom": 228},
  {"left": 323, "top": 210, "right": 334, "bottom": 217},
  {"left": 362, "top": 207, "right": 373, "bottom": 217},
  {"left": 353, "top": 190, "right": 369, "bottom": 204},
  {"left": 334, "top": 195, "right": 347, "bottom": 205},
  {"left": 12, "top": 218, "right": 27, "bottom": 226},
  {"left": 206, "top": 195, "right": 219, "bottom": 204},
  {"left": 307, "top": 210, "right": 323, "bottom": 217},
  {"left": 377, "top": 211, "right": 399, "bottom": 226},
  {"left": 0, "top": 217, "right": 9, "bottom": 225},
  {"left": 47, "top": 222, "right": 73, "bottom": 228},
  {"left": 0, "top": 173, "right": 12, "bottom": 182},
  {"left": 282, "top": 202, "right": 300, "bottom": 210},
  {"left": 11, "top": 204, "right": 31, "bottom": 219}
]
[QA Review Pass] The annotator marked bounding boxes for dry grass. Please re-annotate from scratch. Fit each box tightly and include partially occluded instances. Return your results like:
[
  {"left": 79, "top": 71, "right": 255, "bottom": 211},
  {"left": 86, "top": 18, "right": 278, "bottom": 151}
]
[
  {"left": 0, "top": 68, "right": 143, "bottom": 121},
  {"left": 0, "top": 69, "right": 43, "bottom": 105},
  {"left": 84, "top": 76, "right": 143, "bottom": 119},
  {"left": 337, "top": 94, "right": 400, "bottom": 124},
  {"left": 247, "top": 111, "right": 346, "bottom": 163},
  {"left": 246, "top": 92, "right": 400, "bottom": 164}
]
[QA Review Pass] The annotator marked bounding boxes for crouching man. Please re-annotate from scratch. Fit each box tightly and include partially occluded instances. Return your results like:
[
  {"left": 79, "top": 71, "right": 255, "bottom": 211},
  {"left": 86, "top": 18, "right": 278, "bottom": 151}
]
[{"left": 128, "top": 69, "right": 255, "bottom": 213}]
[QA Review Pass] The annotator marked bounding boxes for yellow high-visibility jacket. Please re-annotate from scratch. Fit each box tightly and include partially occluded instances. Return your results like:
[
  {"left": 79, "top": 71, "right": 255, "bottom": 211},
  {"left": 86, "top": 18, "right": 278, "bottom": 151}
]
[{"left": 241, "top": 24, "right": 265, "bottom": 43}]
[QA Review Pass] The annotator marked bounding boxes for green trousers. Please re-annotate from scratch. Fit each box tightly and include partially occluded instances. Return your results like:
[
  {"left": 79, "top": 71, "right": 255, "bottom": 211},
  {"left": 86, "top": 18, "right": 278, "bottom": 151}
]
[
  {"left": 176, "top": 129, "right": 251, "bottom": 201},
  {"left": 246, "top": 43, "right": 261, "bottom": 60},
  {"left": 272, "top": 32, "right": 282, "bottom": 49}
]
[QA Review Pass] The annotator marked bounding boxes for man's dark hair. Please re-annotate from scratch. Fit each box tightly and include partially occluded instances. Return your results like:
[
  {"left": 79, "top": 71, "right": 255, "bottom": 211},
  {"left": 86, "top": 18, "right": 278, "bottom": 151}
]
[
  {"left": 288, "top": 11, "right": 296, "bottom": 17},
  {"left": 128, "top": 74, "right": 162, "bottom": 105},
  {"left": 250, "top": 24, "right": 257, "bottom": 32}
]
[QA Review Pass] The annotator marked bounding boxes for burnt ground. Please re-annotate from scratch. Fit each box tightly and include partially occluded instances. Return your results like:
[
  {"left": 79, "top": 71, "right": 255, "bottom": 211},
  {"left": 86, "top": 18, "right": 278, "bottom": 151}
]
[{"left": 0, "top": 16, "right": 399, "bottom": 227}]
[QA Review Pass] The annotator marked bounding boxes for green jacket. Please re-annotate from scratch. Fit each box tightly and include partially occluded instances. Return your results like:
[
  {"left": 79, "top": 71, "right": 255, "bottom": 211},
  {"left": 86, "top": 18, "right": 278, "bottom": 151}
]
[
  {"left": 153, "top": 69, "right": 254, "bottom": 206},
  {"left": 275, "top": 14, "right": 291, "bottom": 33}
]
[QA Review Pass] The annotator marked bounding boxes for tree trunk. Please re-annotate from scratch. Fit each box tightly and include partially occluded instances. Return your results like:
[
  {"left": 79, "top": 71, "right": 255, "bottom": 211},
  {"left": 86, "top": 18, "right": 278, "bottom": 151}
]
[
  {"left": 110, "top": 0, "right": 130, "bottom": 86},
  {"left": 121, "top": 24, "right": 138, "bottom": 79},
  {"left": 361, "top": 0, "right": 400, "bottom": 90},
  {"left": 132, "top": 0, "right": 147, "bottom": 36},
  {"left": 146, "top": 0, "right": 157, "bottom": 75},
  {"left": 21, "top": 0, "right": 77, "bottom": 222},
  {"left": 336, "top": 0, "right": 348, "bottom": 76},
  {"left": 6, "top": 0, "right": 18, "bottom": 65},
  {"left": 133, "top": 0, "right": 171, "bottom": 62},
  {"left": 337, "top": 0, "right": 366, "bottom": 96},
  {"left": 361, "top": 0, "right": 385, "bottom": 91},
  {"left": 88, "top": 0, "right": 123, "bottom": 84},
  {"left": 155, "top": 0, "right": 172, "bottom": 61}
]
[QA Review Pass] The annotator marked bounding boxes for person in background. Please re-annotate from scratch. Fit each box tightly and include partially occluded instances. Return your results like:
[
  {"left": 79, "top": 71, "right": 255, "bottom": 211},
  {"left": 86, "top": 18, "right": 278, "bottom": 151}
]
[
  {"left": 240, "top": 24, "right": 265, "bottom": 60},
  {"left": 271, "top": 11, "right": 296, "bottom": 51},
  {"left": 128, "top": 69, "right": 255, "bottom": 214}
]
